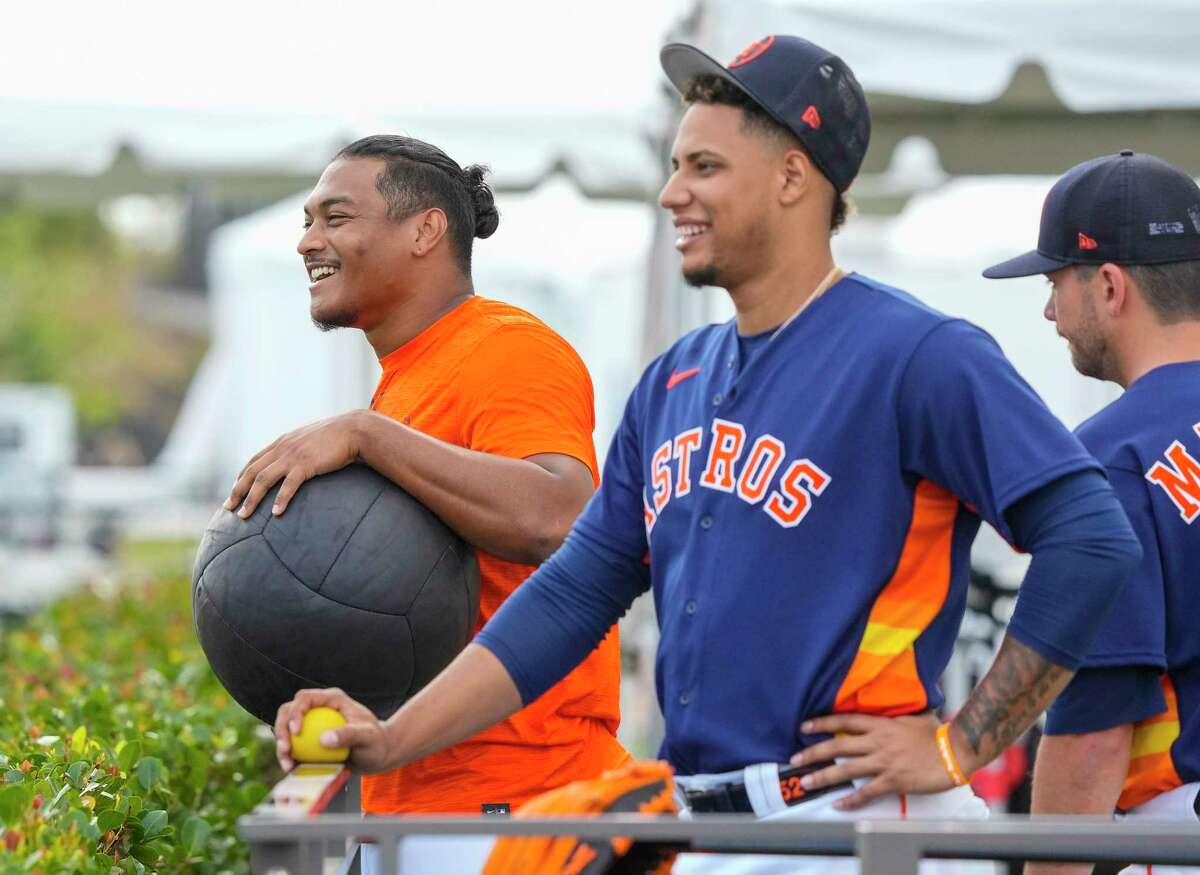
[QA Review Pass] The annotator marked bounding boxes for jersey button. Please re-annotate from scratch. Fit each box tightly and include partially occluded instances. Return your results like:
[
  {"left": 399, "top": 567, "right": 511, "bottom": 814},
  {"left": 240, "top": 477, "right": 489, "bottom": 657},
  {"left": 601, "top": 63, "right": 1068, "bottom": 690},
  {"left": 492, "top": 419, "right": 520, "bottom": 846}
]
[
  {"left": 699, "top": 515, "right": 713, "bottom": 530},
  {"left": 685, "top": 599, "right": 697, "bottom": 615},
  {"left": 679, "top": 691, "right": 691, "bottom": 706},
  {"left": 712, "top": 393, "right": 723, "bottom": 406}
]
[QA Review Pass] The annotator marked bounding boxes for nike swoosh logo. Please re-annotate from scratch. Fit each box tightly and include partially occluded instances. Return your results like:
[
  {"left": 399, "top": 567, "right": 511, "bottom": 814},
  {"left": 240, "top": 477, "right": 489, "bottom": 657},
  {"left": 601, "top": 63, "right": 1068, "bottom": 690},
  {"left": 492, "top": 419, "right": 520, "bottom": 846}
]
[{"left": 666, "top": 367, "right": 701, "bottom": 390}]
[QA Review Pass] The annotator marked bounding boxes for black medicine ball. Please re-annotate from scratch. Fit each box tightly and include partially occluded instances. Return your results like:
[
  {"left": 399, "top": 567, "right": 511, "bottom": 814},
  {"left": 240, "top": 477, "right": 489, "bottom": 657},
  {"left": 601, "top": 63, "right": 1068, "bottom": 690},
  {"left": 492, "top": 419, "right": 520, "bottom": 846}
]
[{"left": 192, "top": 464, "right": 480, "bottom": 723}]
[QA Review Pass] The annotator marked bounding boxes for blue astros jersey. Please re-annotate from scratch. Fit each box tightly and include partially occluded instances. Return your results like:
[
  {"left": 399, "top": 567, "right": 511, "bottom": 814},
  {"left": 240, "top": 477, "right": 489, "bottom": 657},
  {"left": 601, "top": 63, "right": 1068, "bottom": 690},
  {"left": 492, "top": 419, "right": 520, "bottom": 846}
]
[
  {"left": 571, "top": 273, "right": 1099, "bottom": 775},
  {"left": 1056, "top": 362, "right": 1200, "bottom": 809}
]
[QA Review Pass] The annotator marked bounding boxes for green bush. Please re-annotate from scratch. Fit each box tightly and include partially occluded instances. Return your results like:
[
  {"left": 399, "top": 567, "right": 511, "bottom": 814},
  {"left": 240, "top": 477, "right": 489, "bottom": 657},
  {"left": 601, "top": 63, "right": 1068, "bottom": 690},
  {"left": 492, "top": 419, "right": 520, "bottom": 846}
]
[{"left": 0, "top": 556, "right": 279, "bottom": 874}]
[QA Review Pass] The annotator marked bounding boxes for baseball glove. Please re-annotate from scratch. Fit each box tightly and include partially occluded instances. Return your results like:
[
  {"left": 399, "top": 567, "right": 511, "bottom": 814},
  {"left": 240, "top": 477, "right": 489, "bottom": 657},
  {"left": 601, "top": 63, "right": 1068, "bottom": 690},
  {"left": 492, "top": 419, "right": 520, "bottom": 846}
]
[{"left": 481, "top": 759, "right": 679, "bottom": 875}]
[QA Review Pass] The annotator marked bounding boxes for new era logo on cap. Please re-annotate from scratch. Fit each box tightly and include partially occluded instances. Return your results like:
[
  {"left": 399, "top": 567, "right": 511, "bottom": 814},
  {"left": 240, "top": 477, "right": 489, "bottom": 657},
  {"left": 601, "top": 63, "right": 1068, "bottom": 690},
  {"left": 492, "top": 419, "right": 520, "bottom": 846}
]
[
  {"left": 802, "top": 105, "right": 821, "bottom": 129},
  {"left": 984, "top": 151, "right": 1200, "bottom": 279}
]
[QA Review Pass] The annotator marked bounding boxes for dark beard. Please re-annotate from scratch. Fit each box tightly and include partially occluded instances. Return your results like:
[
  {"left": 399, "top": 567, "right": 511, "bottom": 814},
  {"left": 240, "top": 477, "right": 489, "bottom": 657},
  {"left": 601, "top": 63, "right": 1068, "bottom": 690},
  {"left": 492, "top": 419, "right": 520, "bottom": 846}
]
[
  {"left": 1067, "top": 301, "right": 1114, "bottom": 381},
  {"left": 311, "top": 306, "right": 358, "bottom": 332},
  {"left": 1070, "top": 340, "right": 1112, "bottom": 382},
  {"left": 683, "top": 263, "right": 720, "bottom": 288}
]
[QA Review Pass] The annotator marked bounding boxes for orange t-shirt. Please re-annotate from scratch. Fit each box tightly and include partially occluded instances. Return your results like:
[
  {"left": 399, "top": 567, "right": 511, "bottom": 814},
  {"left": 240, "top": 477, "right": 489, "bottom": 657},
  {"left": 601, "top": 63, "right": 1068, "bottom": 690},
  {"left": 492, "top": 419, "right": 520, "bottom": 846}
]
[{"left": 361, "top": 296, "right": 629, "bottom": 814}]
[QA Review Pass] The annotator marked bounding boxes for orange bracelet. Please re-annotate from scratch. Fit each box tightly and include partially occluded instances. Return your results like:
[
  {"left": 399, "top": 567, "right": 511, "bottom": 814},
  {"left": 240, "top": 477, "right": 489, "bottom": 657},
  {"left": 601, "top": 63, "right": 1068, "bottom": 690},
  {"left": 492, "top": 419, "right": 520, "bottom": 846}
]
[{"left": 934, "top": 722, "right": 969, "bottom": 787}]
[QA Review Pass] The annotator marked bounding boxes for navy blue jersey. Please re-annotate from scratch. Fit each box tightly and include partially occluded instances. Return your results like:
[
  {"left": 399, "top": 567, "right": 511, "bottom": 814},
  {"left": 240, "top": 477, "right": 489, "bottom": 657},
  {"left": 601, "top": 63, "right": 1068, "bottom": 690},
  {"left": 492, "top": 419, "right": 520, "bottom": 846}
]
[
  {"left": 564, "top": 273, "right": 1099, "bottom": 774},
  {"left": 1048, "top": 362, "right": 1200, "bottom": 809}
]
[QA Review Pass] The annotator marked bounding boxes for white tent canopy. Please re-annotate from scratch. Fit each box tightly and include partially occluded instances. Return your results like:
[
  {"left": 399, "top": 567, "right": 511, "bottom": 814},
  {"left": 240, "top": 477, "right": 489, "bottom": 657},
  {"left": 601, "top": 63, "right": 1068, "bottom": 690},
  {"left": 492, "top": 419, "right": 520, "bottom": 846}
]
[
  {"left": 689, "top": 0, "right": 1200, "bottom": 110},
  {"left": 156, "top": 175, "right": 654, "bottom": 496},
  {"left": 0, "top": 100, "right": 658, "bottom": 200}
]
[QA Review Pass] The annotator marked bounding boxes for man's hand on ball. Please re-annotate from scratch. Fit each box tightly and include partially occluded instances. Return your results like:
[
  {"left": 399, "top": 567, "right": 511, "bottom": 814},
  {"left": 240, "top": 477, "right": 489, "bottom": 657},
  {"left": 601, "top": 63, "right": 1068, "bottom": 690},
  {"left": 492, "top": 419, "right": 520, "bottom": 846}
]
[
  {"left": 788, "top": 712, "right": 954, "bottom": 810},
  {"left": 275, "top": 688, "right": 393, "bottom": 773},
  {"left": 226, "top": 411, "right": 368, "bottom": 518}
]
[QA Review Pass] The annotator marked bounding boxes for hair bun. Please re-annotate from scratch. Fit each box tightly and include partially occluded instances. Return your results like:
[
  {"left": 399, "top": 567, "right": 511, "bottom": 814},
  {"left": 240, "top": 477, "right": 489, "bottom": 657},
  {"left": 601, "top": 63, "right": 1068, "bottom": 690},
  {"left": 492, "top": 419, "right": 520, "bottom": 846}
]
[{"left": 464, "top": 164, "right": 500, "bottom": 239}]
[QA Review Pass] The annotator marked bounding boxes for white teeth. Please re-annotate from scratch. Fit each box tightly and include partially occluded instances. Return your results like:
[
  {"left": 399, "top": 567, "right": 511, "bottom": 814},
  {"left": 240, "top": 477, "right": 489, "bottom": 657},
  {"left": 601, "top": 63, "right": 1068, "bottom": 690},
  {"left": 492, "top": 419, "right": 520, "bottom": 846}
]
[
  {"left": 309, "top": 265, "right": 338, "bottom": 281},
  {"left": 674, "top": 224, "right": 709, "bottom": 248}
]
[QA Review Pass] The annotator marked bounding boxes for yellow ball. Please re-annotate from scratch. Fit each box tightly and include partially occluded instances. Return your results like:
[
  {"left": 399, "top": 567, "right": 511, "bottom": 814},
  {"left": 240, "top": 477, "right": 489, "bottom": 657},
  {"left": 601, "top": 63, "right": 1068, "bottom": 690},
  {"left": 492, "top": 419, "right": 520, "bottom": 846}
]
[{"left": 290, "top": 706, "right": 349, "bottom": 763}]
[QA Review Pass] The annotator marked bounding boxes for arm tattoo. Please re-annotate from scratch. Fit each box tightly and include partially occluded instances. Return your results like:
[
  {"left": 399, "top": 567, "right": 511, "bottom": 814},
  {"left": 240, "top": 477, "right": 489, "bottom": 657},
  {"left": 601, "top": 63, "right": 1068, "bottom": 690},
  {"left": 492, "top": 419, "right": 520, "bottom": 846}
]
[{"left": 954, "top": 635, "right": 1072, "bottom": 763}]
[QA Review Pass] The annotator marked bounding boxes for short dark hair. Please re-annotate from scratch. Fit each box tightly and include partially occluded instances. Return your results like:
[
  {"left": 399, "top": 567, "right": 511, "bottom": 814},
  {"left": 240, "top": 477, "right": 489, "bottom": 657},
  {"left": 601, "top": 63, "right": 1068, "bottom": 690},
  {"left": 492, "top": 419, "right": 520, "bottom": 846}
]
[
  {"left": 682, "top": 75, "right": 850, "bottom": 233},
  {"left": 336, "top": 135, "right": 500, "bottom": 272},
  {"left": 1074, "top": 261, "right": 1200, "bottom": 323}
]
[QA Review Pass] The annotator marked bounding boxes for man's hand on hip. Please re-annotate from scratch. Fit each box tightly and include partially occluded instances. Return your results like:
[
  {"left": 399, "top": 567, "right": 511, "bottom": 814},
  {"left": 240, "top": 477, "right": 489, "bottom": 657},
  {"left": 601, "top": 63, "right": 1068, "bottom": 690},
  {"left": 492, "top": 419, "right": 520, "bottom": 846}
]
[{"left": 788, "top": 711, "right": 954, "bottom": 810}]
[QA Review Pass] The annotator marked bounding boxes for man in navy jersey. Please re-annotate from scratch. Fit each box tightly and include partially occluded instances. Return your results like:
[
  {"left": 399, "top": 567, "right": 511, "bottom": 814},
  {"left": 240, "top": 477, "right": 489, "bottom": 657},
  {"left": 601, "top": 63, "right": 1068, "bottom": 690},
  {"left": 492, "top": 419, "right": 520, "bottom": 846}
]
[
  {"left": 985, "top": 152, "right": 1200, "bottom": 875},
  {"left": 274, "top": 35, "right": 1141, "bottom": 873}
]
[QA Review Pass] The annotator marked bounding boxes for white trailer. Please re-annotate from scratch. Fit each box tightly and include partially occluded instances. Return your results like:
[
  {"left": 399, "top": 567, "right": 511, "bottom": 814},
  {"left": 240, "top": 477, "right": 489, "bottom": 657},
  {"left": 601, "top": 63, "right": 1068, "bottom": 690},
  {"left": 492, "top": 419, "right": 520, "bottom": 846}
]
[{"left": 0, "top": 384, "right": 75, "bottom": 545}]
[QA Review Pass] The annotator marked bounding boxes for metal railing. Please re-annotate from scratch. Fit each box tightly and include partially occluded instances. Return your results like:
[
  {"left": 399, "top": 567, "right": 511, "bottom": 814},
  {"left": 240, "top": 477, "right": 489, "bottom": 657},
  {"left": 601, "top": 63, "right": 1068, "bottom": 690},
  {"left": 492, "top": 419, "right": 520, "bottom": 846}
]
[{"left": 239, "top": 811, "right": 1200, "bottom": 875}]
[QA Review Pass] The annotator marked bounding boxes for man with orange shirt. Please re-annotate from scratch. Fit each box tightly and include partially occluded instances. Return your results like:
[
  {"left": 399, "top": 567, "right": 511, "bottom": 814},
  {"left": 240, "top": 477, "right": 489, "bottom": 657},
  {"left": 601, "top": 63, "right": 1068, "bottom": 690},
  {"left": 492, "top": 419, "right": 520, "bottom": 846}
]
[{"left": 225, "top": 134, "right": 628, "bottom": 873}]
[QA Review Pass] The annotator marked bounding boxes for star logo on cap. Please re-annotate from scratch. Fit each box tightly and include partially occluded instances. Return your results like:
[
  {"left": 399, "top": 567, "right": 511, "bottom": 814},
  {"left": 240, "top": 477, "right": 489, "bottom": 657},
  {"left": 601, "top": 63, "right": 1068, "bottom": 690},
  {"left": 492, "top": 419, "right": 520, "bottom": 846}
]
[{"left": 729, "top": 35, "right": 775, "bottom": 68}]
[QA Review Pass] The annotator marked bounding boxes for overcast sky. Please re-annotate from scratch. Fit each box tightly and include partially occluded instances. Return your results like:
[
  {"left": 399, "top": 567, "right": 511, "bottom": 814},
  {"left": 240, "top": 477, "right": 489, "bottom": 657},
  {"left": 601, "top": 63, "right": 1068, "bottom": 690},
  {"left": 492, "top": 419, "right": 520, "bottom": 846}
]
[{"left": 4, "top": 0, "right": 693, "bottom": 114}]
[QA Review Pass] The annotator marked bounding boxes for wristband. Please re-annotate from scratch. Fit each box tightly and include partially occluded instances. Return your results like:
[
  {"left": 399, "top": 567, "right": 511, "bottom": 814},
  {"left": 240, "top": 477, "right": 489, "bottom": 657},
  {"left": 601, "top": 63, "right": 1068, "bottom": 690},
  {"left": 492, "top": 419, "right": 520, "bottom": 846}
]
[{"left": 935, "top": 722, "right": 969, "bottom": 787}]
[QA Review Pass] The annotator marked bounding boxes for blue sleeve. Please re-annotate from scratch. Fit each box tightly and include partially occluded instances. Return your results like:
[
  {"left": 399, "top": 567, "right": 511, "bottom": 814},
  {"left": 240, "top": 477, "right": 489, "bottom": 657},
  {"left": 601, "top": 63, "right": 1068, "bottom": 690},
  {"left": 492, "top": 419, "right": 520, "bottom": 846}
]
[
  {"left": 1044, "top": 665, "right": 1167, "bottom": 735},
  {"left": 897, "top": 320, "right": 1102, "bottom": 542},
  {"left": 475, "top": 389, "right": 652, "bottom": 705},
  {"left": 1001, "top": 469, "right": 1142, "bottom": 668},
  {"left": 1037, "top": 464, "right": 1167, "bottom": 730},
  {"left": 1064, "top": 467, "right": 1167, "bottom": 668}
]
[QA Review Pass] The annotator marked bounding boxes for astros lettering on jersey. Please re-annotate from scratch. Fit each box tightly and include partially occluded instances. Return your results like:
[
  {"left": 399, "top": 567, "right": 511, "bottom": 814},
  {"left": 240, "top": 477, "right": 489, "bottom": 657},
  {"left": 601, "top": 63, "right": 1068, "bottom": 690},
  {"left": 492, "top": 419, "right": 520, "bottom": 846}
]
[{"left": 643, "top": 417, "right": 831, "bottom": 534}]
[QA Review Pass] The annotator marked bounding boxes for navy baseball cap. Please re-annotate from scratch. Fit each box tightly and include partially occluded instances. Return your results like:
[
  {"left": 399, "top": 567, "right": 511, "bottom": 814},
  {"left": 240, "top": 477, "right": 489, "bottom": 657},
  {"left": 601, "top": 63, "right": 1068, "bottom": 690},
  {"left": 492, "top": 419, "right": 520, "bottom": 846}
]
[
  {"left": 660, "top": 35, "right": 871, "bottom": 194},
  {"left": 984, "top": 151, "right": 1200, "bottom": 279}
]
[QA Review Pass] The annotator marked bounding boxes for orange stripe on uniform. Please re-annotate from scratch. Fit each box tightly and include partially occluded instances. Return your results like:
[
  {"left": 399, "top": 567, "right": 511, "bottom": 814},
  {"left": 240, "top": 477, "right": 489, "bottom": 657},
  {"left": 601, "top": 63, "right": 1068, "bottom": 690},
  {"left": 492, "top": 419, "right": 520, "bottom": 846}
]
[
  {"left": 834, "top": 480, "right": 958, "bottom": 716},
  {"left": 1119, "top": 675, "right": 1183, "bottom": 811}
]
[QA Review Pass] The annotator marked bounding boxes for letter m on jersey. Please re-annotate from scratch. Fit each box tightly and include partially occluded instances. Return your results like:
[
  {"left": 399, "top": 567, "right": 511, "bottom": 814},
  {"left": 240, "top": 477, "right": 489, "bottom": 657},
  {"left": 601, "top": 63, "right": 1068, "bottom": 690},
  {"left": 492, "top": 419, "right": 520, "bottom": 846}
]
[{"left": 1145, "top": 423, "right": 1200, "bottom": 524}]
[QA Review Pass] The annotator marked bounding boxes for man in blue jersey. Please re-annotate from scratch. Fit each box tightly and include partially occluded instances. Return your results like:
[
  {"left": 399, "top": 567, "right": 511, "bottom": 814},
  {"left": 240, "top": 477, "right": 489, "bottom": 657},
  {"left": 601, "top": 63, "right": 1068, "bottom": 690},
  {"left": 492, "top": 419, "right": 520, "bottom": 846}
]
[
  {"left": 985, "top": 152, "right": 1200, "bottom": 875},
  {"left": 273, "top": 36, "right": 1141, "bottom": 872}
]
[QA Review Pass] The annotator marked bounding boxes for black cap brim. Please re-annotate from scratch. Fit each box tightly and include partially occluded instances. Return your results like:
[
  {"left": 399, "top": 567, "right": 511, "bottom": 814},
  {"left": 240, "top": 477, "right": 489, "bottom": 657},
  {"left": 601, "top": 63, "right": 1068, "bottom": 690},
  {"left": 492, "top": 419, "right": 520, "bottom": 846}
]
[
  {"left": 982, "top": 250, "right": 1072, "bottom": 279},
  {"left": 661, "top": 43, "right": 741, "bottom": 99},
  {"left": 660, "top": 43, "right": 819, "bottom": 177},
  {"left": 661, "top": 43, "right": 793, "bottom": 138}
]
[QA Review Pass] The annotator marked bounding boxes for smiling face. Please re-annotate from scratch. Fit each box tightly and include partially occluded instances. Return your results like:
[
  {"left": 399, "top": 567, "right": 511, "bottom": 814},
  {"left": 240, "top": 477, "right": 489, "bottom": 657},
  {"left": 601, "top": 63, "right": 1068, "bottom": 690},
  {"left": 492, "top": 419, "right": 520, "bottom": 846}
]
[
  {"left": 298, "top": 158, "right": 422, "bottom": 331},
  {"left": 1044, "top": 266, "right": 1114, "bottom": 380},
  {"left": 658, "top": 103, "right": 784, "bottom": 290}
]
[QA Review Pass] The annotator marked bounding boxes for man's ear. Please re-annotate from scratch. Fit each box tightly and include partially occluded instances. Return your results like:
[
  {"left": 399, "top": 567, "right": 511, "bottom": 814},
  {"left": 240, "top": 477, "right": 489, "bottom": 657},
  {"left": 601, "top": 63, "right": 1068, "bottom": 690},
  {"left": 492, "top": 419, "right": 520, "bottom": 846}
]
[
  {"left": 412, "top": 208, "right": 450, "bottom": 257},
  {"left": 1097, "top": 262, "right": 1128, "bottom": 317},
  {"left": 779, "top": 147, "right": 819, "bottom": 207}
]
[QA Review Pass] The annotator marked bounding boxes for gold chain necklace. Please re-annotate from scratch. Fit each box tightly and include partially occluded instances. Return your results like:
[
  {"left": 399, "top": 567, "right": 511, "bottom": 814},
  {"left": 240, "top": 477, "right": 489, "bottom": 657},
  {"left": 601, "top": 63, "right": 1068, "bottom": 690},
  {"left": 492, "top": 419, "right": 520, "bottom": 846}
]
[{"left": 768, "top": 265, "right": 845, "bottom": 342}]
